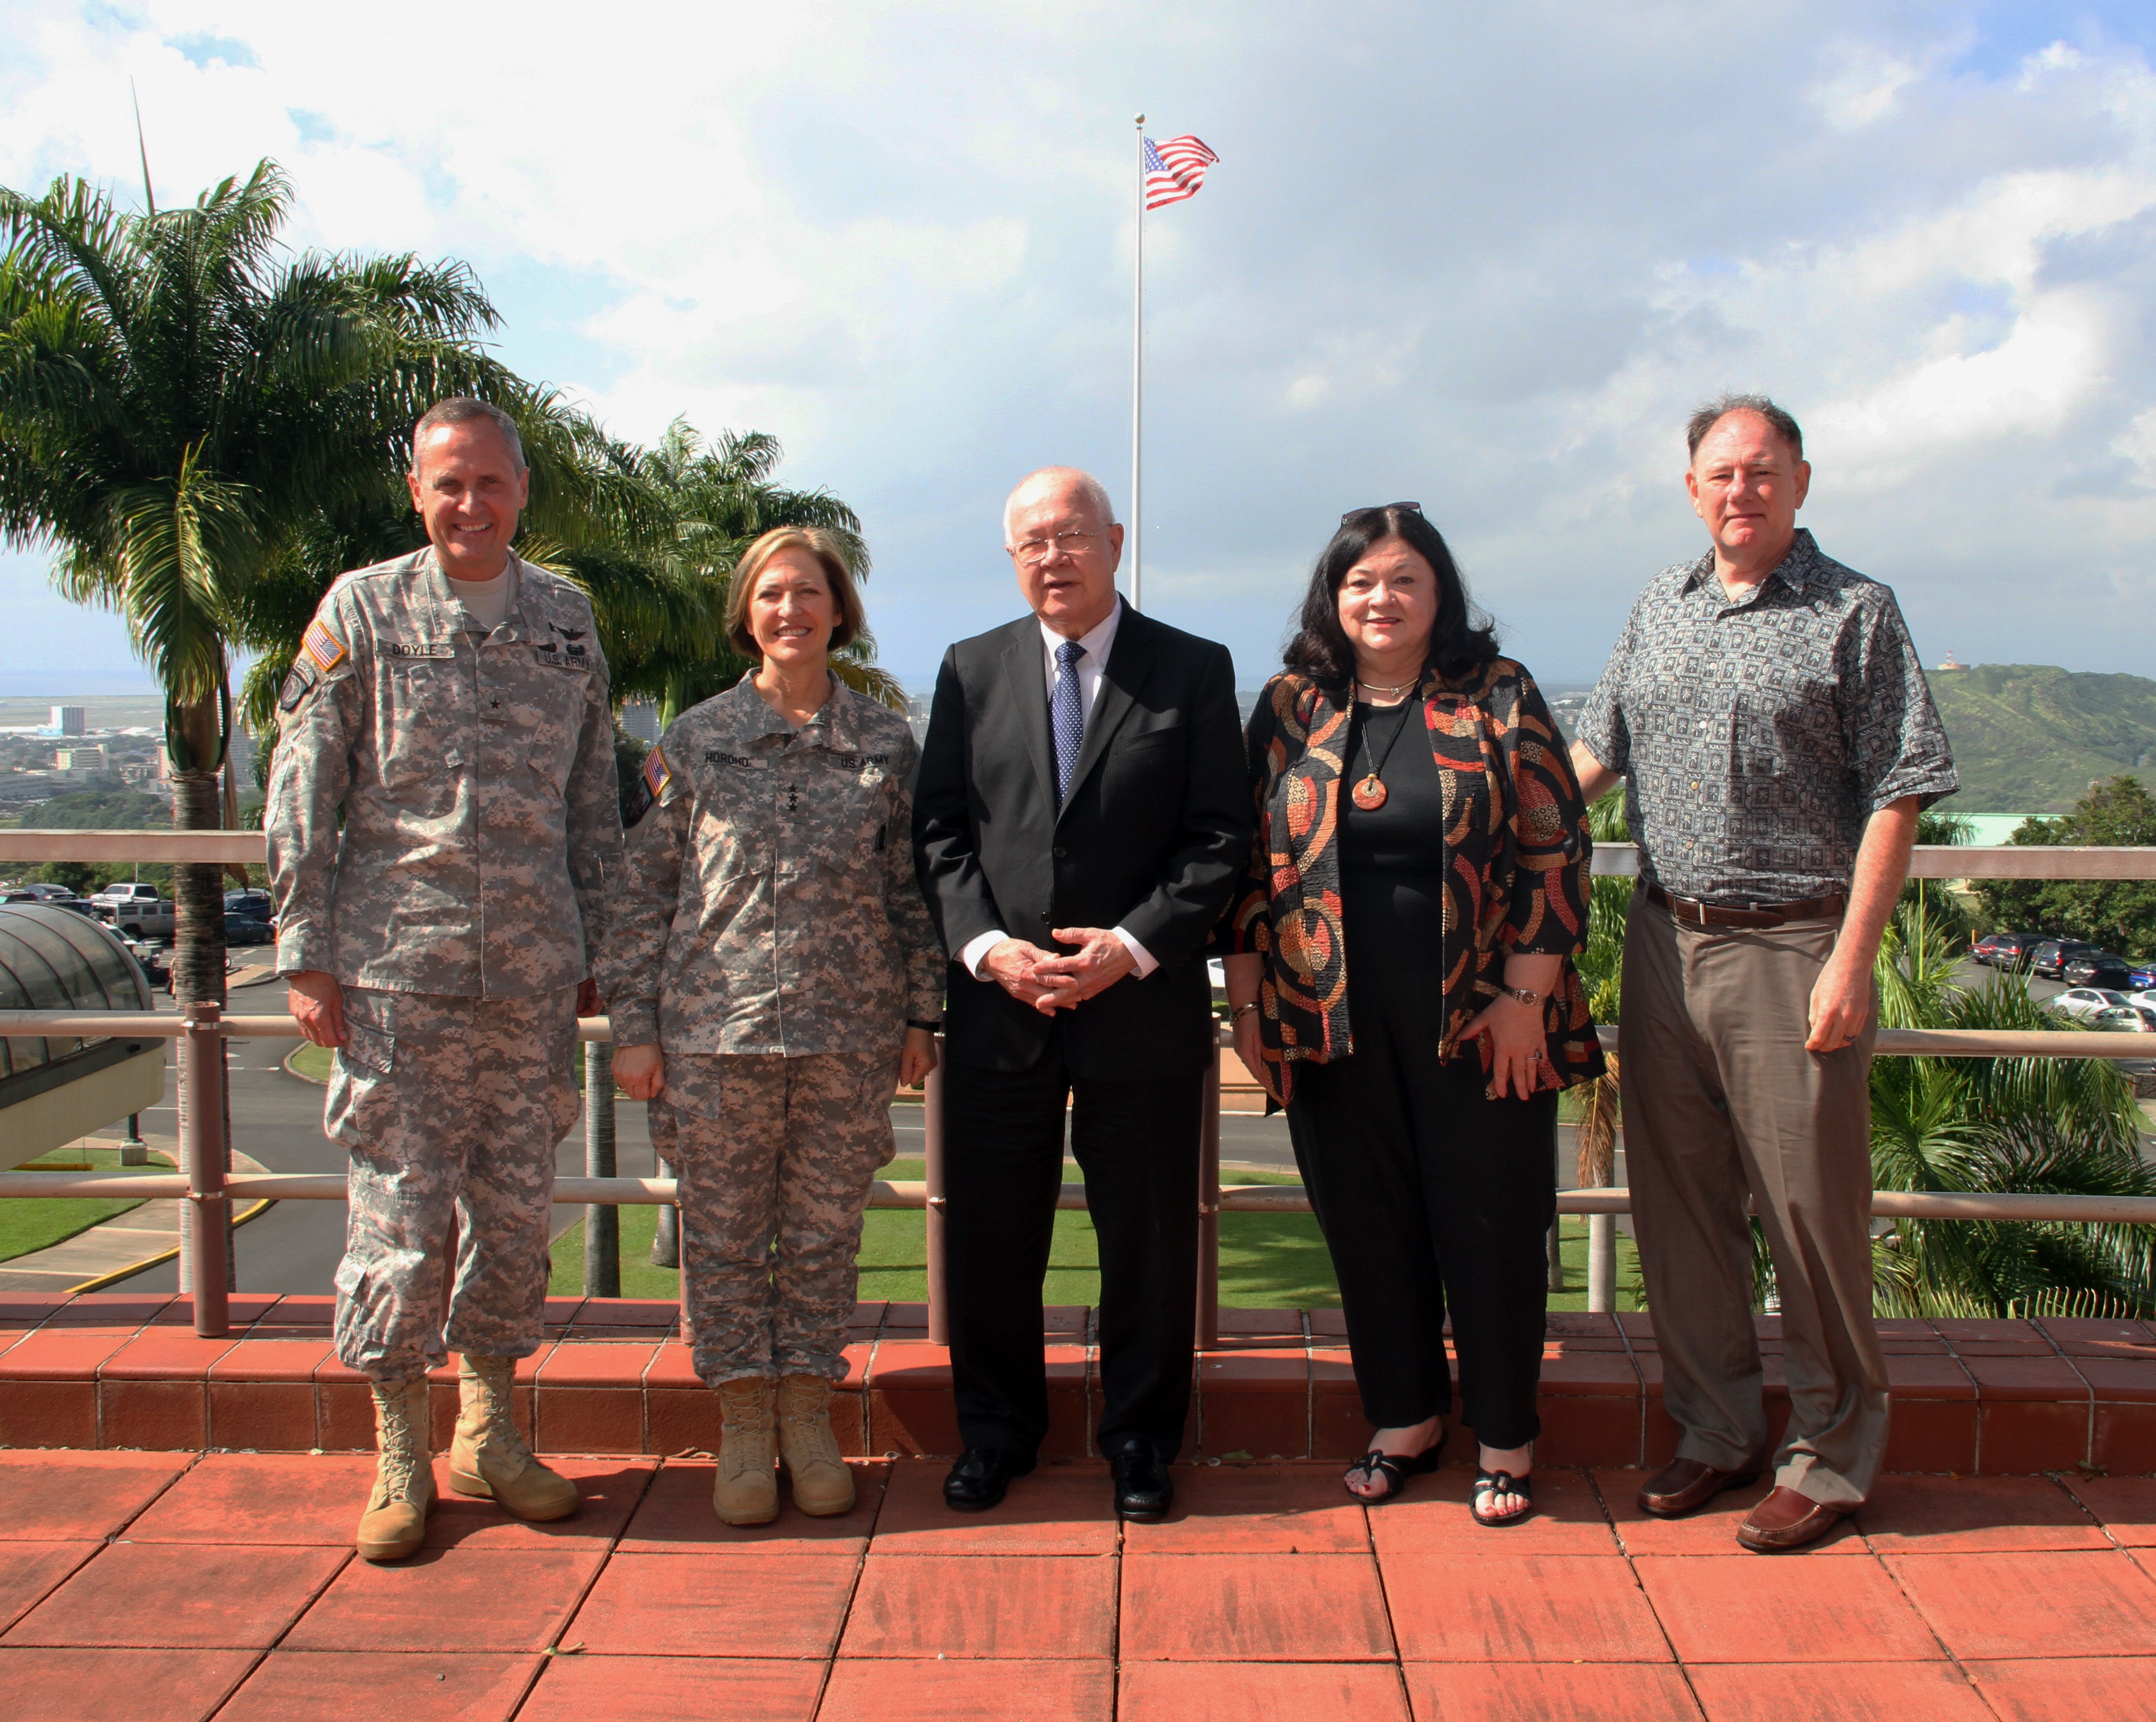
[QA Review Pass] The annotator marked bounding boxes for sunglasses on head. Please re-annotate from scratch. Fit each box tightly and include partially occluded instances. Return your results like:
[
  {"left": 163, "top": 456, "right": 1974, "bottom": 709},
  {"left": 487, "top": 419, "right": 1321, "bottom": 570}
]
[{"left": 1340, "top": 501, "right": 1423, "bottom": 524}]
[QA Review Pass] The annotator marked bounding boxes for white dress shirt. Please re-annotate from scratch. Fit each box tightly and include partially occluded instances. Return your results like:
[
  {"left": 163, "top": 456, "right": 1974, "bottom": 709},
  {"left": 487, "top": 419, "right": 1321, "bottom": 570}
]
[{"left": 959, "top": 598, "right": 1159, "bottom": 981}]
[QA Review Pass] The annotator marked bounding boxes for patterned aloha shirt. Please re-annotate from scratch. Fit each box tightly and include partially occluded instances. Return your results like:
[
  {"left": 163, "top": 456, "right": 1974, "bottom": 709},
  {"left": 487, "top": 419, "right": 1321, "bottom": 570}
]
[
  {"left": 1228, "top": 657, "right": 1604, "bottom": 1105},
  {"left": 1574, "top": 529, "right": 1959, "bottom": 904}
]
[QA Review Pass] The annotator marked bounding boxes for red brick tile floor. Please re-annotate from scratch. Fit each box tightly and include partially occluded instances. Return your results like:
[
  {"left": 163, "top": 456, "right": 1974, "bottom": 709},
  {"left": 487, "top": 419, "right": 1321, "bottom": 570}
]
[{"left": 4, "top": 1452, "right": 2156, "bottom": 1719}]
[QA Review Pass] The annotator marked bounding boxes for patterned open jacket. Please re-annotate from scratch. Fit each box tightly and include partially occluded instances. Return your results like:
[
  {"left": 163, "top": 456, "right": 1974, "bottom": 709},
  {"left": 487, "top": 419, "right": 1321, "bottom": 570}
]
[{"left": 1228, "top": 657, "right": 1604, "bottom": 1104}]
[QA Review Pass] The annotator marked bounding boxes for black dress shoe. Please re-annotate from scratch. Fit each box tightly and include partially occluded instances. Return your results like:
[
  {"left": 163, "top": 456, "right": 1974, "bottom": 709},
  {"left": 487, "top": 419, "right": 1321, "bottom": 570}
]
[
  {"left": 943, "top": 1447, "right": 1035, "bottom": 1513},
  {"left": 1108, "top": 1438, "right": 1175, "bottom": 1520}
]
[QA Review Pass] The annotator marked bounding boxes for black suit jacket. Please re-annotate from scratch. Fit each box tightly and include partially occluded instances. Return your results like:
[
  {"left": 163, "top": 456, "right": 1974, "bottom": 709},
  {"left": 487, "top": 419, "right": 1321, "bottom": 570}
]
[{"left": 913, "top": 604, "right": 1251, "bottom": 1080}]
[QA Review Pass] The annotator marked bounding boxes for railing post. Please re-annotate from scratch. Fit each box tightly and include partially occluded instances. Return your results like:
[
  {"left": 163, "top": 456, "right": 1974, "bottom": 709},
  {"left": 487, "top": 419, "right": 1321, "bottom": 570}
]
[
  {"left": 583, "top": 1045, "right": 619, "bottom": 1298},
  {"left": 1196, "top": 1052, "right": 1220, "bottom": 1351},
  {"left": 1587, "top": 1213, "right": 1617, "bottom": 1314},
  {"left": 177, "top": 1001, "right": 230, "bottom": 1337},
  {"left": 924, "top": 1044, "right": 947, "bottom": 1347}
]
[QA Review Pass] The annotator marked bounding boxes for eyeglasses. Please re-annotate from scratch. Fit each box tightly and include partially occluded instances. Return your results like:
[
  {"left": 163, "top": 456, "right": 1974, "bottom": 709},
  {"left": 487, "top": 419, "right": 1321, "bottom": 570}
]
[
  {"left": 1340, "top": 501, "right": 1423, "bottom": 524},
  {"left": 1008, "top": 529, "right": 1103, "bottom": 566}
]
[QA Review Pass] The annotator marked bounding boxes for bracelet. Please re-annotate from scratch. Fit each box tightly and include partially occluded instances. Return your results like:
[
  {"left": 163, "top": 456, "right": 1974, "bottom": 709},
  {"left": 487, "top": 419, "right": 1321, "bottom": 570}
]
[
  {"left": 1230, "top": 1001, "right": 1261, "bottom": 1022},
  {"left": 1501, "top": 985, "right": 1543, "bottom": 1008},
  {"left": 906, "top": 1019, "right": 943, "bottom": 1032}
]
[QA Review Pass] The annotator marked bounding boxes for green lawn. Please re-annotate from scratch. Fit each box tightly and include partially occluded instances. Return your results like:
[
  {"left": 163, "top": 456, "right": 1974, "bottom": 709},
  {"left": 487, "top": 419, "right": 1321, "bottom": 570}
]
[
  {"left": 547, "top": 1156, "right": 1646, "bottom": 1312},
  {"left": 0, "top": 1145, "right": 163, "bottom": 1264}
]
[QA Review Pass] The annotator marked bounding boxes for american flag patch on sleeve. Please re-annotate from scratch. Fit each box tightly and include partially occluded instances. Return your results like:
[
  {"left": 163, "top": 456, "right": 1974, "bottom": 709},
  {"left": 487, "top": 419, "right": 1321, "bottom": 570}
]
[
  {"left": 302, "top": 618, "right": 348, "bottom": 674},
  {"left": 642, "top": 745, "right": 673, "bottom": 800}
]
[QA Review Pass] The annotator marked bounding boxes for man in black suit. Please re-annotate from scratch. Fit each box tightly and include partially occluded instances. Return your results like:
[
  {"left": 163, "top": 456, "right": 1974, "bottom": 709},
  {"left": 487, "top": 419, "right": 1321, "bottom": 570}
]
[{"left": 913, "top": 465, "right": 1251, "bottom": 1518}]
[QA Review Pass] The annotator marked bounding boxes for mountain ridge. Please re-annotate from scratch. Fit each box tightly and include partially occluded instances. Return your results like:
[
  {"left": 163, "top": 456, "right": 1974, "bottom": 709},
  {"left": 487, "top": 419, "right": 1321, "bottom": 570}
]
[{"left": 1930, "top": 664, "right": 2156, "bottom": 815}]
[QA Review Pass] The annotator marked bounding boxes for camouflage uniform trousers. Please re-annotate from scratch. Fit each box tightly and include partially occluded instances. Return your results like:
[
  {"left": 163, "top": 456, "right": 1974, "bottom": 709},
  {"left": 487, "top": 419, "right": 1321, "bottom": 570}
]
[
  {"left": 326, "top": 986, "right": 580, "bottom": 1380},
  {"left": 665, "top": 1049, "right": 900, "bottom": 1385}
]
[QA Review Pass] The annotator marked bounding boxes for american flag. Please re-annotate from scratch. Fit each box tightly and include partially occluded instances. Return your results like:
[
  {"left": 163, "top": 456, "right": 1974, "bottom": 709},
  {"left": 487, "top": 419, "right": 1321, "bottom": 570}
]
[{"left": 1143, "top": 135, "right": 1218, "bottom": 210}]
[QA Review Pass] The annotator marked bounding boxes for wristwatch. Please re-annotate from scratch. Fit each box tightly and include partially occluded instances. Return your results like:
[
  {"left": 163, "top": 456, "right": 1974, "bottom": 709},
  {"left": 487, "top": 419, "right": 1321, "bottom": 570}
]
[{"left": 1501, "top": 985, "right": 1542, "bottom": 1008}]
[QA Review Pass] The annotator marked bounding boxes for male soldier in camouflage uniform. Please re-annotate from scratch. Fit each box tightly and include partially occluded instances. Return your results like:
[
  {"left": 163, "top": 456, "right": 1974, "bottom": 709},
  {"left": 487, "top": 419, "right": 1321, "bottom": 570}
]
[
  {"left": 267, "top": 397, "right": 623, "bottom": 1562},
  {"left": 602, "top": 527, "right": 943, "bottom": 1526}
]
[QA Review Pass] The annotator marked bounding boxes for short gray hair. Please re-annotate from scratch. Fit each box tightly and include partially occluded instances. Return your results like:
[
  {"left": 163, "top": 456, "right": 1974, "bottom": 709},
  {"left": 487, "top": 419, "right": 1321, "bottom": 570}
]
[
  {"left": 1686, "top": 393, "right": 1803, "bottom": 464},
  {"left": 412, "top": 397, "right": 527, "bottom": 473},
  {"left": 1004, "top": 466, "right": 1116, "bottom": 542}
]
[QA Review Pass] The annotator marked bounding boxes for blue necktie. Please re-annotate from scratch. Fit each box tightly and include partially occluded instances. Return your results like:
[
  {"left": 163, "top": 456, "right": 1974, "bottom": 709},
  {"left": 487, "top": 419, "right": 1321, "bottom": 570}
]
[{"left": 1051, "top": 639, "right": 1085, "bottom": 808}]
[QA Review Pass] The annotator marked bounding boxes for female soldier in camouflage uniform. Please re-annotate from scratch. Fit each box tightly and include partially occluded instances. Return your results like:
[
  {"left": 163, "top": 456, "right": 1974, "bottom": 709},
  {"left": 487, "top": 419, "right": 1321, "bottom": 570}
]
[{"left": 602, "top": 527, "right": 944, "bottom": 1525}]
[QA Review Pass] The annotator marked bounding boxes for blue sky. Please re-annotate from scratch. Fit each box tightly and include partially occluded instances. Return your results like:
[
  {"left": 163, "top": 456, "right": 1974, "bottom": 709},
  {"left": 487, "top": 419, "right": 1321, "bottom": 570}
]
[{"left": 5, "top": 2, "right": 2156, "bottom": 696}]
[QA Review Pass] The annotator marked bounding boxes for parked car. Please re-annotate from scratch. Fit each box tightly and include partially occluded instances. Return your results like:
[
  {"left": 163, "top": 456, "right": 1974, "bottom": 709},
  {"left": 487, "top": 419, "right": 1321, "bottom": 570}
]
[
  {"left": 2091, "top": 1005, "right": 2156, "bottom": 1034},
  {"left": 223, "top": 888, "right": 274, "bottom": 922},
  {"left": 2052, "top": 988, "right": 2129, "bottom": 1021},
  {"left": 223, "top": 912, "right": 276, "bottom": 947},
  {"left": 88, "top": 883, "right": 182, "bottom": 940},
  {"left": 2031, "top": 940, "right": 2103, "bottom": 980},
  {"left": 2125, "top": 962, "right": 2156, "bottom": 992},
  {"left": 2064, "top": 952, "right": 2133, "bottom": 990},
  {"left": 2126, "top": 990, "right": 2156, "bottom": 1012},
  {"left": 1972, "top": 931, "right": 2044, "bottom": 970},
  {"left": 9, "top": 882, "right": 96, "bottom": 914}
]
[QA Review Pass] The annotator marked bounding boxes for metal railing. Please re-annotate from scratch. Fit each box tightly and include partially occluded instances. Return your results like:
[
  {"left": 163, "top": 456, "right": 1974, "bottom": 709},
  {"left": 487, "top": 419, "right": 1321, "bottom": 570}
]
[{"left": 7, "top": 830, "right": 2156, "bottom": 1341}]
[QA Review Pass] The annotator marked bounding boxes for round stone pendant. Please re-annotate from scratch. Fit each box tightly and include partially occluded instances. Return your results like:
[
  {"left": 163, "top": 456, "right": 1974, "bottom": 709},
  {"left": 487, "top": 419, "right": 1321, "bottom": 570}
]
[{"left": 1350, "top": 774, "right": 1388, "bottom": 811}]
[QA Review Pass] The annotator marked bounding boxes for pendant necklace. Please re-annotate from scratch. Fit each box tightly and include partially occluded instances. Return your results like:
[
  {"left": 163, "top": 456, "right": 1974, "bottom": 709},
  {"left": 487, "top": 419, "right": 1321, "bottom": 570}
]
[{"left": 1349, "top": 691, "right": 1417, "bottom": 811}]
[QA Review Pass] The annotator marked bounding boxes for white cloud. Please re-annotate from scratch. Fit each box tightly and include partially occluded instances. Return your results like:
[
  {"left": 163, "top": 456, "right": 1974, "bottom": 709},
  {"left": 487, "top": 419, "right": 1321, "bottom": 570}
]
[{"left": 5, "top": 0, "right": 2156, "bottom": 698}]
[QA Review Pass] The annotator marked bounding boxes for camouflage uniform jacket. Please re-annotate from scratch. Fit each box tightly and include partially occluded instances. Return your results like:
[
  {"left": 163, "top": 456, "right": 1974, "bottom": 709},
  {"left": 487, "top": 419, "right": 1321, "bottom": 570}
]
[
  {"left": 265, "top": 548, "right": 624, "bottom": 999},
  {"left": 600, "top": 675, "right": 946, "bottom": 1054}
]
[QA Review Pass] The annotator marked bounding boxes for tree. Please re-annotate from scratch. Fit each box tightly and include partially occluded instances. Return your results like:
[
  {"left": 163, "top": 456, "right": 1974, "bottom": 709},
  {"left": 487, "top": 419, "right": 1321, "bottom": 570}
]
[
  {"left": 1869, "top": 899, "right": 2155, "bottom": 1317},
  {"left": 1972, "top": 776, "right": 2156, "bottom": 956},
  {"left": 580, "top": 420, "right": 902, "bottom": 724},
  {"left": 1, "top": 161, "right": 501, "bottom": 1006}
]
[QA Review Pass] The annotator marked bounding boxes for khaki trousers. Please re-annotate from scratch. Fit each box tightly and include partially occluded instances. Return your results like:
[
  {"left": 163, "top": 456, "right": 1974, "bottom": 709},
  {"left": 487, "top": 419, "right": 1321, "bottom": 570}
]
[{"left": 1620, "top": 891, "right": 1888, "bottom": 1508}]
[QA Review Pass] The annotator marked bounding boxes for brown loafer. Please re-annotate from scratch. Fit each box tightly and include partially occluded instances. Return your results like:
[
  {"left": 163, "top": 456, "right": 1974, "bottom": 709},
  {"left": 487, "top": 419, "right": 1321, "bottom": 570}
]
[
  {"left": 1737, "top": 1486, "right": 1849, "bottom": 1553},
  {"left": 1637, "top": 1456, "right": 1760, "bottom": 1519}
]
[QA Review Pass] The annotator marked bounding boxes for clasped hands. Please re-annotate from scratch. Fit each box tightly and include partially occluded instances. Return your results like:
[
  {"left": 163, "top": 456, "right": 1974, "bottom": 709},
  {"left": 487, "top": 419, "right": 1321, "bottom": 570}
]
[{"left": 982, "top": 929, "right": 1136, "bottom": 1015}]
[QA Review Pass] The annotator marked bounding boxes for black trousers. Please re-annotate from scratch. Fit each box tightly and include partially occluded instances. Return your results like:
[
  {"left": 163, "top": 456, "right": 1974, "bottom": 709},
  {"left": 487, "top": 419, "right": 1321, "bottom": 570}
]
[
  {"left": 1286, "top": 983, "right": 1557, "bottom": 1450},
  {"left": 941, "top": 1045, "right": 1203, "bottom": 1459}
]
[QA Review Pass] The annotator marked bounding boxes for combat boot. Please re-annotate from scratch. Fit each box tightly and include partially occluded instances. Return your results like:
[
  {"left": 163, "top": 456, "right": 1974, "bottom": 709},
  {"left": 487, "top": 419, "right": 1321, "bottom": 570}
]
[
  {"left": 449, "top": 1354, "right": 578, "bottom": 1522},
  {"left": 777, "top": 1373, "right": 856, "bottom": 1517},
  {"left": 713, "top": 1376, "right": 780, "bottom": 1525},
  {"left": 357, "top": 1377, "right": 435, "bottom": 1562}
]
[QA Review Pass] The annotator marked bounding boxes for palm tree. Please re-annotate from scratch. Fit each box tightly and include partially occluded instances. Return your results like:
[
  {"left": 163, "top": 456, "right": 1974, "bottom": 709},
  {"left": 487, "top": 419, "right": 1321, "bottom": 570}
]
[
  {"left": 581, "top": 420, "right": 903, "bottom": 723},
  {"left": 0, "top": 161, "right": 502, "bottom": 1007},
  {"left": 1869, "top": 897, "right": 2156, "bottom": 1317},
  {"left": 1572, "top": 789, "right": 1630, "bottom": 1190}
]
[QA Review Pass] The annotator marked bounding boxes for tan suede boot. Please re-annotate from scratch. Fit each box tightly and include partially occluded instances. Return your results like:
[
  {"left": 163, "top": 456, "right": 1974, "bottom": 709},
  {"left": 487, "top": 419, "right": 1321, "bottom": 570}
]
[
  {"left": 356, "top": 1377, "right": 435, "bottom": 1562},
  {"left": 713, "top": 1376, "right": 780, "bottom": 1526},
  {"left": 777, "top": 1374, "right": 856, "bottom": 1517},
  {"left": 449, "top": 1354, "right": 578, "bottom": 1522}
]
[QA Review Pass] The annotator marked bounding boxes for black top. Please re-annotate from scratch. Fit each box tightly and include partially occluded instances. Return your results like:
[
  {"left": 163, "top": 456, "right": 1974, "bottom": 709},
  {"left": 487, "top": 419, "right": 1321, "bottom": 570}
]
[{"left": 1338, "top": 699, "right": 1447, "bottom": 973}]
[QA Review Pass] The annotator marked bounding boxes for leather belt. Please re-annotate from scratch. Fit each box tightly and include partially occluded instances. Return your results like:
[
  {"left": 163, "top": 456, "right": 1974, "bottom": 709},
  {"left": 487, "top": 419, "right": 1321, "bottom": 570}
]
[{"left": 1645, "top": 884, "right": 1847, "bottom": 929}]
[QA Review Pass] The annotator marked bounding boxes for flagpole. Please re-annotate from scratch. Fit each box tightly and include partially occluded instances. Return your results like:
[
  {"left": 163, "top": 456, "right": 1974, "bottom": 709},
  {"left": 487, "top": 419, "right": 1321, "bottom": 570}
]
[{"left": 1131, "top": 112, "right": 1144, "bottom": 613}]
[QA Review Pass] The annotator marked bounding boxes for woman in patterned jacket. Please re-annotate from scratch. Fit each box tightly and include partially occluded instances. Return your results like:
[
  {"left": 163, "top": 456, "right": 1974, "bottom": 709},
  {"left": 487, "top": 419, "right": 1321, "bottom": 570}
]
[{"left": 1221, "top": 504, "right": 1602, "bottom": 1525}]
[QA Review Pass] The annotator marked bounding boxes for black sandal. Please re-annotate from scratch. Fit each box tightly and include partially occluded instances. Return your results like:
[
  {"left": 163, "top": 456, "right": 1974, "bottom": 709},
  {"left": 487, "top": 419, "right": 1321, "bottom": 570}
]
[
  {"left": 1472, "top": 1469, "right": 1535, "bottom": 1528},
  {"left": 1343, "top": 1432, "right": 1447, "bottom": 1505}
]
